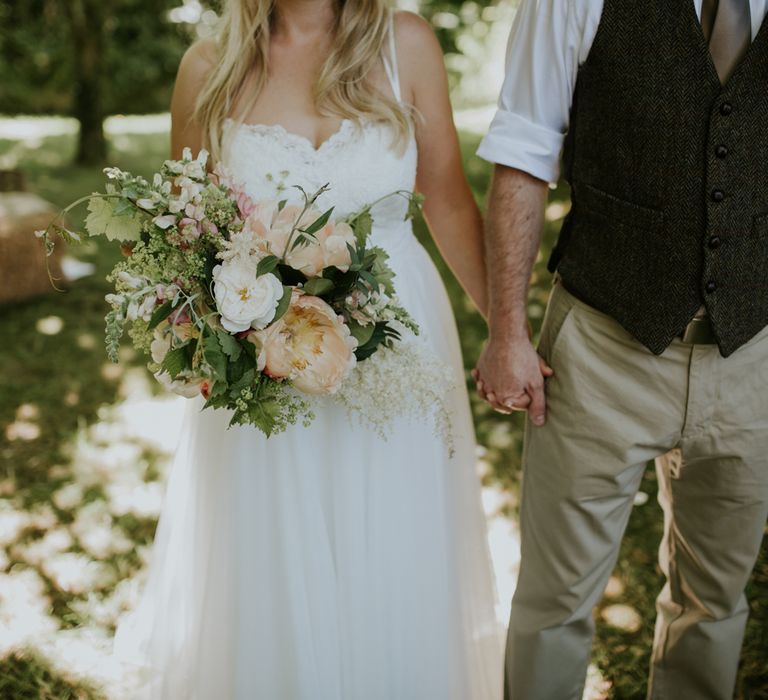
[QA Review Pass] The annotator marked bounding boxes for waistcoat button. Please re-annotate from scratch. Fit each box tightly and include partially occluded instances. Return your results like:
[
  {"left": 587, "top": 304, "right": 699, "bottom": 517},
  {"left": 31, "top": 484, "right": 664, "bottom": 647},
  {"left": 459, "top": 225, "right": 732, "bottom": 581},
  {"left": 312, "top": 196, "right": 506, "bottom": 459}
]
[
  {"left": 720, "top": 102, "right": 733, "bottom": 115},
  {"left": 715, "top": 145, "right": 728, "bottom": 158},
  {"left": 711, "top": 189, "right": 725, "bottom": 202},
  {"left": 708, "top": 235, "right": 722, "bottom": 249},
  {"left": 705, "top": 280, "right": 717, "bottom": 294}
]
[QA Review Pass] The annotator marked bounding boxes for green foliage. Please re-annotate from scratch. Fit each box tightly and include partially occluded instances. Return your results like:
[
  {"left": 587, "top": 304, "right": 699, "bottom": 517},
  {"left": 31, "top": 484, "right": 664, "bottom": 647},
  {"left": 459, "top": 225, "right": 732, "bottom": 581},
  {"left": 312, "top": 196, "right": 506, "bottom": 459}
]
[
  {"left": 85, "top": 196, "right": 144, "bottom": 242},
  {"left": 160, "top": 342, "right": 192, "bottom": 379},
  {"left": 148, "top": 299, "right": 175, "bottom": 330},
  {"left": 348, "top": 210, "right": 373, "bottom": 248},
  {"left": 256, "top": 255, "right": 280, "bottom": 277},
  {"left": 202, "top": 330, "right": 227, "bottom": 381},
  {"left": 216, "top": 329, "right": 242, "bottom": 362},
  {"left": 272, "top": 285, "right": 293, "bottom": 323},
  {"left": 104, "top": 306, "right": 125, "bottom": 362},
  {"left": 0, "top": 0, "right": 193, "bottom": 116},
  {"left": 302, "top": 277, "right": 335, "bottom": 297}
]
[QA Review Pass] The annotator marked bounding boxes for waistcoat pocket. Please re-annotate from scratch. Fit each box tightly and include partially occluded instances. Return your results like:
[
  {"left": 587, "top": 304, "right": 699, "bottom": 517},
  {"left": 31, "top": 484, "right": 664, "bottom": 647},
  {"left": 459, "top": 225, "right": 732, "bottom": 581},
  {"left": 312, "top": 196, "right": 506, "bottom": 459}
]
[{"left": 574, "top": 182, "right": 665, "bottom": 231}]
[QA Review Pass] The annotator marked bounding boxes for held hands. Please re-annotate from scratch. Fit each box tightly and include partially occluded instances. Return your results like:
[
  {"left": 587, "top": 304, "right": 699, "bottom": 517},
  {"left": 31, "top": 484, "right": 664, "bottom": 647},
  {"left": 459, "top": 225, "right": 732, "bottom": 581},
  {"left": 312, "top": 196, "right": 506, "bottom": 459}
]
[{"left": 472, "top": 327, "right": 553, "bottom": 426}]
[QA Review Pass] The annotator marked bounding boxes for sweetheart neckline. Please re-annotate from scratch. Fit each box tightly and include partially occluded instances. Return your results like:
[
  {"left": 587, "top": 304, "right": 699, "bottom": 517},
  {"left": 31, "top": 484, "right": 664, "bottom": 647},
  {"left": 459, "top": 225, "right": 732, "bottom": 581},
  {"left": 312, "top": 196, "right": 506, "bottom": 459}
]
[{"left": 225, "top": 117, "right": 358, "bottom": 154}]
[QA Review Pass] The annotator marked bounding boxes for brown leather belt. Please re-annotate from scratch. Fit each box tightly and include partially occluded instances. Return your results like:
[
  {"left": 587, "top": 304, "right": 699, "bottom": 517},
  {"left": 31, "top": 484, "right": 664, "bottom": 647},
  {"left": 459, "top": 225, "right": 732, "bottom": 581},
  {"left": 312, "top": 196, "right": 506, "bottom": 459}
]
[{"left": 679, "top": 315, "right": 717, "bottom": 345}]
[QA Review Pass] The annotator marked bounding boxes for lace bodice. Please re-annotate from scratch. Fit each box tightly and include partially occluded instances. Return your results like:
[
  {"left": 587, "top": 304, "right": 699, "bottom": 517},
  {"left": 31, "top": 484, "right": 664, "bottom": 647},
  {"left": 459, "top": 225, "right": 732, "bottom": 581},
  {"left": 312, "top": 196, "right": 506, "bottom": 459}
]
[{"left": 220, "top": 20, "right": 417, "bottom": 252}]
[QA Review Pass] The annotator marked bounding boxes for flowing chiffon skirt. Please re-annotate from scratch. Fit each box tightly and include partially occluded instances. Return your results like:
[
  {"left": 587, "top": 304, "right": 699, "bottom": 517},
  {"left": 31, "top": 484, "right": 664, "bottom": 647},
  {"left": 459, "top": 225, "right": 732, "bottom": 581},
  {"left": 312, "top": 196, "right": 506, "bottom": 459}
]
[{"left": 113, "top": 232, "right": 503, "bottom": 699}]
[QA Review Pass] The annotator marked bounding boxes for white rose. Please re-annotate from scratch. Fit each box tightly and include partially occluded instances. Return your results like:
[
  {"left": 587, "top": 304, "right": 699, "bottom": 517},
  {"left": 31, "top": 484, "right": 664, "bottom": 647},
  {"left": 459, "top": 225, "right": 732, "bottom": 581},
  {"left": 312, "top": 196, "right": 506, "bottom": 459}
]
[{"left": 212, "top": 262, "right": 283, "bottom": 333}]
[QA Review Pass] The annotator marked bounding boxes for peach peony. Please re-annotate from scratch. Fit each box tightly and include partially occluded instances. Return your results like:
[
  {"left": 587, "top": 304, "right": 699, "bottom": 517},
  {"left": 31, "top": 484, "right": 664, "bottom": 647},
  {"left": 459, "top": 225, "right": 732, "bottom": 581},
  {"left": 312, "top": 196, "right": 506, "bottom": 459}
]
[
  {"left": 257, "top": 291, "right": 357, "bottom": 395},
  {"left": 243, "top": 202, "right": 355, "bottom": 277}
]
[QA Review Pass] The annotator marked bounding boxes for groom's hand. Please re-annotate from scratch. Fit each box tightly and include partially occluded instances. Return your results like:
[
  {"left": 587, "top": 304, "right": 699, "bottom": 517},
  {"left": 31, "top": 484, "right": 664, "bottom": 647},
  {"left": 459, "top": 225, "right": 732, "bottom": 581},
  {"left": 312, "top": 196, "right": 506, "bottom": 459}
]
[{"left": 473, "top": 336, "right": 553, "bottom": 426}]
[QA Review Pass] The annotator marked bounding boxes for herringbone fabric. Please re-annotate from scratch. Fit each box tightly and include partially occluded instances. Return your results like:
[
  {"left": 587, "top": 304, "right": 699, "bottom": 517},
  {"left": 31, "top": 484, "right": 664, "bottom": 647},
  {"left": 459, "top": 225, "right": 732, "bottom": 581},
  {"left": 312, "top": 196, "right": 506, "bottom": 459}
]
[{"left": 550, "top": 0, "right": 768, "bottom": 357}]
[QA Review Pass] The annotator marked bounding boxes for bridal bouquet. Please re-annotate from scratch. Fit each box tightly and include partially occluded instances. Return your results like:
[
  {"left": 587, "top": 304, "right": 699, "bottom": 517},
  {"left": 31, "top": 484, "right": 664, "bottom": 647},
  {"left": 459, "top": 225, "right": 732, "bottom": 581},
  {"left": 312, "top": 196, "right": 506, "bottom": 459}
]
[{"left": 36, "top": 149, "right": 452, "bottom": 440}]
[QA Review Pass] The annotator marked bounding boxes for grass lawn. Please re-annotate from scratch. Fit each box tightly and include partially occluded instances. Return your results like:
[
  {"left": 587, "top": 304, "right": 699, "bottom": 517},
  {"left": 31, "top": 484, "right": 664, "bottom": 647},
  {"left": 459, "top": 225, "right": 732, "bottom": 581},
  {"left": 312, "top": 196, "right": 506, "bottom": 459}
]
[{"left": 0, "top": 117, "right": 765, "bottom": 698}]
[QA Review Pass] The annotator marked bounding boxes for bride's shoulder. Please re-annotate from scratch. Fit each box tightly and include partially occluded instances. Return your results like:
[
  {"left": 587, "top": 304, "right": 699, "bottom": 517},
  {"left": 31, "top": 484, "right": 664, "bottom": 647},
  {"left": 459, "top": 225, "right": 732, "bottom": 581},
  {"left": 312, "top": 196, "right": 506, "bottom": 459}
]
[
  {"left": 392, "top": 11, "right": 443, "bottom": 65},
  {"left": 172, "top": 39, "right": 219, "bottom": 112},
  {"left": 392, "top": 10, "right": 438, "bottom": 46},
  {"left": 391, "top": 11, "right": 445, "bottom": 100},
  {"left": 177, "top": 39, "right": 219, "bottom": 81}
]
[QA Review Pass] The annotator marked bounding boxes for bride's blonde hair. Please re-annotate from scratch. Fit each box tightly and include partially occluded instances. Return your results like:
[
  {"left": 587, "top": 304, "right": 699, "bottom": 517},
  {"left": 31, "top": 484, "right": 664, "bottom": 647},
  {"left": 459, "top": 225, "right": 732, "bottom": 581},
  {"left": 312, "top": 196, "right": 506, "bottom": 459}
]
[{"left": 193, "top": 0, "right": 412, "bottom": 163}]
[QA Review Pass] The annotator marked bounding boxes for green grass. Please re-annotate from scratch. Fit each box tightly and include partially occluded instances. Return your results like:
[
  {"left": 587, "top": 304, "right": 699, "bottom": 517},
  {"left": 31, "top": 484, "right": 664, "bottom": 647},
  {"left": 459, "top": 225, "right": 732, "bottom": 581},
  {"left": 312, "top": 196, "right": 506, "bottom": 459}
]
[{"left": 0, "top": 121, "right": 765, "bottom": 699}]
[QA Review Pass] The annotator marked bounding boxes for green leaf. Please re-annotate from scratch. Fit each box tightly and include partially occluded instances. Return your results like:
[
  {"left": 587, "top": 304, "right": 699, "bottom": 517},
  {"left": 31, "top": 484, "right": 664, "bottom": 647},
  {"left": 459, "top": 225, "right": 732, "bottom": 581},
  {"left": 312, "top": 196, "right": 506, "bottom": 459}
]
[
  {"left": 85, "top": 196, "right": 144, "bottom": 242},
  {"left": 227, "top": 351, "right": 250, "bottom": 384},
  {"left": 354, "top": 322, "right": 390, "bottom": 361},
  {"left": 348, "top": 320, "right": 375, "bottom": 347},
  {"left": 290, "top": 231, "right": 315, "bottom": 252},
  {"left": 148, "top": 300, "right": 174, "bottom": 330},
  {"left": 302, "top": 277, "right": 335, "bottom": 296},
  {"left": 350, "top": 209, "right": 373, "bottom": 247},
  {"left": 271, "top": 286, "right": 293, "bottom": 324},
  {"left": 405, "top": 192, "right": 425, "bottom": 221},
  {"left": 300, "top": 206, "right": 334, "bottom": 235},
  {"left": 240, "top": 336, "right": 257, "bottom": 361},
  {"left": 277, "top": 199, "right": 288, "bottom": 212},
  {"left": 113, "top": 199, "right": 135, "bottom": 216},
  {"left": 203, "top": 332, "right": 228, "bottom": 381},
  {"left": 216, "top": 329, "right": 242, "bottom": 362},
  {"left": 358, "top": 269, "right": 379, "bottom": 289},
  {"left": 160, "top": 343, "right": 192, "bottom": 379},
  {"left": 229, "top": 368, "right": 256, "bottom": 397},
  {"left": 256, "top": 255, "right": 280, "bottom": 277}
]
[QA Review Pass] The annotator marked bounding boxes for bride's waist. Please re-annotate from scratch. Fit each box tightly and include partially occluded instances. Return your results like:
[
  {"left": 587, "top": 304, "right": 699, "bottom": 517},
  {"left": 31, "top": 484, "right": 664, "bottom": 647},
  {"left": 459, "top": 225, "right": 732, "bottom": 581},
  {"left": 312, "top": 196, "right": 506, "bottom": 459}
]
[{"left": 369, "top": 221, "right": 419, "bottom": 255}]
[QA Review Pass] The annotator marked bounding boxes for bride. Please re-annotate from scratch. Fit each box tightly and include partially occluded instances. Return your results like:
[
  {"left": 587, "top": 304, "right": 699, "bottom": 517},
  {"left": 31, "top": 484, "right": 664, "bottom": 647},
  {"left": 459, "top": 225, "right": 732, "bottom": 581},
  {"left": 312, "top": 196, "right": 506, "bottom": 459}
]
[{"left": 113, "top": 0, "right": 502, "bottom": 697}]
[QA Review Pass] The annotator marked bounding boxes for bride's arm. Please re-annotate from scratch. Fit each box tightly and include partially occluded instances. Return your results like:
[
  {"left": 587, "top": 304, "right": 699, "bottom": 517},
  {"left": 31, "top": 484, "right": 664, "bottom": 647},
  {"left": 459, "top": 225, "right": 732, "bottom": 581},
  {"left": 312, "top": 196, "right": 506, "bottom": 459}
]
[
  {"left": 170, "top": 40, "right": 217, "bottom": 160},
  {"left": 396, "top": 12, "right": 488, "bottom": 318}
]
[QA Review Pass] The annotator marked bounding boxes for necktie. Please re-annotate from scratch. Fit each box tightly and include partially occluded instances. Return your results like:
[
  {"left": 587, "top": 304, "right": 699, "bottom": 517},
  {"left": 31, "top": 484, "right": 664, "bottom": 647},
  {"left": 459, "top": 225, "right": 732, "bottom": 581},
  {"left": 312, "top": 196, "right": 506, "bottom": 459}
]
[{"left": 700, "top": 0, "right": 752, "bottom": 82}]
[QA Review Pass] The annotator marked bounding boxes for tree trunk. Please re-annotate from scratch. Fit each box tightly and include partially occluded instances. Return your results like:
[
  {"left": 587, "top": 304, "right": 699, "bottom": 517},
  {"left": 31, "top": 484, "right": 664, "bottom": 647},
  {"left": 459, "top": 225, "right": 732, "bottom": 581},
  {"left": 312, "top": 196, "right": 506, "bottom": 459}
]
[{"left": 64, "top": 0, "right": 107, "bottom": 165}]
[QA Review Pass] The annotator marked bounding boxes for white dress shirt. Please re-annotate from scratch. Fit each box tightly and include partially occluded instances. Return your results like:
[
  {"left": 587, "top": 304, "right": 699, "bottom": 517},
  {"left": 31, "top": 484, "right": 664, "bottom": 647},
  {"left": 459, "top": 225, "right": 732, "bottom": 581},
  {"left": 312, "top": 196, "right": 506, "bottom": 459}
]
[{"left": 476, "top": 0, "right": 768, "bottom": 184}]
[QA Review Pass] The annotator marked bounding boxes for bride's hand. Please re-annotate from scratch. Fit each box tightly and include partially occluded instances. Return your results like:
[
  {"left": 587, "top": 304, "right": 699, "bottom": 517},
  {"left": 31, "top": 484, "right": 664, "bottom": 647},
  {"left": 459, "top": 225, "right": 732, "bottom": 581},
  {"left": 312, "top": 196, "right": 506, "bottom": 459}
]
[{"left": 472, "top": 335, "right": 553, "bottom": 426}]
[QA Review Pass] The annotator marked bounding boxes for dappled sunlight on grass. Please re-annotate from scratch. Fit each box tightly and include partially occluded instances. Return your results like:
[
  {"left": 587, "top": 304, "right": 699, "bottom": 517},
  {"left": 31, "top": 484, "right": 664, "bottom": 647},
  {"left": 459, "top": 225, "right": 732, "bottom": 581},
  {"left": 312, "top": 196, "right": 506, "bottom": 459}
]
[
  {"left": 36, "top": 315, "right": 64, "bottom": 335},
  {"left": 0, "top": 360, "right": 184, "bottom": 696}
]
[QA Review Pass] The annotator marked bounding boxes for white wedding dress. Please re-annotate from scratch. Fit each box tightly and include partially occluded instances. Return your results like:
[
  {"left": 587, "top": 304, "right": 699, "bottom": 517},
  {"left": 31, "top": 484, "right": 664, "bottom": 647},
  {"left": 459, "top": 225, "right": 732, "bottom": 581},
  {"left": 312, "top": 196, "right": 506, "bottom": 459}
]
[{"left": 114, "top": 22, "right": 502, "bottom": 700}]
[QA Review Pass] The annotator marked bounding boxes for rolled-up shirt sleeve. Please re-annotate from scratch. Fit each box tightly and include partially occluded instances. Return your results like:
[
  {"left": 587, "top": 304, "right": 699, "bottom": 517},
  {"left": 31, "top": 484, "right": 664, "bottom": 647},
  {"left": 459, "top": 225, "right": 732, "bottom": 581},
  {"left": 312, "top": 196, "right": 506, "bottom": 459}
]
[{"left": 476, "top": 0, "right": 600, "bottom": 184}]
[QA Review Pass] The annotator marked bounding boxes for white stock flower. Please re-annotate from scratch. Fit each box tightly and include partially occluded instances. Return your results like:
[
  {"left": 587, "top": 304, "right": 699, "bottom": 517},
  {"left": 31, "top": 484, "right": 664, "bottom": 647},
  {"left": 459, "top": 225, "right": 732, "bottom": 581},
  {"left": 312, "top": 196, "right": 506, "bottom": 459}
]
[
  {"left": 116, "top": 271, "right": 143, "bottom": 289},
  {"left": 212, "top": 262, "right": 283, "bottom": 333},
  {"left": 126, "top": 300, "right": 139, "bottom": 321},
  {"left": 105, "top": 293, "right": 124, "bottom": 307},
  {"left": 150, "top": 327, "right": 171, "bottom": 364}
]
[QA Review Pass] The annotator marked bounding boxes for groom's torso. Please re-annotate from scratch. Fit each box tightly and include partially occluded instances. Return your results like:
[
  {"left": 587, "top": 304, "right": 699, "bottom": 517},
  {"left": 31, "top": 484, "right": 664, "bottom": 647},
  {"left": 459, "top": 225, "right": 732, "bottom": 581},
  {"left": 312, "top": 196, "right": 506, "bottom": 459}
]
[{"left": 551, "top": 0, "right": 768, "bottom": 357}]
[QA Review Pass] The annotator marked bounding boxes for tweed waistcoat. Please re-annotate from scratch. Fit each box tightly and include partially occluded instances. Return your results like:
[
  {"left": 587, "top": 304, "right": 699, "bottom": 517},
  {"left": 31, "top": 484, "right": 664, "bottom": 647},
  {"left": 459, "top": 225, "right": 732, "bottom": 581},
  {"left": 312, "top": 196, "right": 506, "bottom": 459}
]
[{"left": 549, "top": 0, "right": 768, "bottom": 357}]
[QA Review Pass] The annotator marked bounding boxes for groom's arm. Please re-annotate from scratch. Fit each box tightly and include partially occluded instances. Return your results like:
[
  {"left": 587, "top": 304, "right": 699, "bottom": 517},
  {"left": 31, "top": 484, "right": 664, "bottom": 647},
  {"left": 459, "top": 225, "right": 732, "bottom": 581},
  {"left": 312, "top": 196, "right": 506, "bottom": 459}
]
[
  {"left": 473, "top": 0, "right": 600, "bottom": 424},
  {"left": 473, "top": 167, "right": 550, "bottom": 424}
]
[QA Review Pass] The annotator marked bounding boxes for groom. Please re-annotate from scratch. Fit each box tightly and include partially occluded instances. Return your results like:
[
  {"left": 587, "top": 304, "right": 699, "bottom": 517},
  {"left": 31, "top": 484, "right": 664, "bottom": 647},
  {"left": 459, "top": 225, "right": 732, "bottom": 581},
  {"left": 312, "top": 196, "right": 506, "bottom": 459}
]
[{"left": 474, "top": 0, "right": 768, "bottom": 698}]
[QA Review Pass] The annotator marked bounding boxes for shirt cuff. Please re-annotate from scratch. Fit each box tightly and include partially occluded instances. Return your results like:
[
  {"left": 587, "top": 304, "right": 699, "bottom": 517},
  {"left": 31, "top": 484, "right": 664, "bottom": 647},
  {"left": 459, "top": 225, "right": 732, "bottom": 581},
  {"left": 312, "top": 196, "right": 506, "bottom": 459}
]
[{"left": 475, "top": 109, "right": 566, "bottom": 185}]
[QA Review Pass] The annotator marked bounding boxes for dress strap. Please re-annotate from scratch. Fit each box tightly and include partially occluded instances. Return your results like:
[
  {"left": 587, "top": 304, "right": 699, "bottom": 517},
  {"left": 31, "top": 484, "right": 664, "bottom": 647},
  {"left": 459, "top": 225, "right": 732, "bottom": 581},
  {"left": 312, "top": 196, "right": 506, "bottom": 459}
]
[{"left": 382, "top": 13, "right": 402, "bottom": 103}]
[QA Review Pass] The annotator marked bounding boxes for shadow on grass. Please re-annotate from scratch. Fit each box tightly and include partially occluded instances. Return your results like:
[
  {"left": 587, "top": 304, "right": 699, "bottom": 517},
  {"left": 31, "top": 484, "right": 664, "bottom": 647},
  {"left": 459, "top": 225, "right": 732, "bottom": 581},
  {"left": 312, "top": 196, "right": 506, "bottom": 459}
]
[
  {"left": 0, "top": 648, "right": 104, "bottom": 700},
  {"left": 0, "top": 123, "right": 176, "bottom": 697}
]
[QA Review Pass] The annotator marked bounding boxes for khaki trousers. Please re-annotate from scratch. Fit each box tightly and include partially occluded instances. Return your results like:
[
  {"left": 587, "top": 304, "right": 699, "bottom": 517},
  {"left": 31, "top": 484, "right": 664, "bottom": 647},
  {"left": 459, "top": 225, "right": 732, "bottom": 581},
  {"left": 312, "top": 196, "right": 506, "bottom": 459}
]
[{"left": 505, "top": 280, "right": 768, "bottom": 700}]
